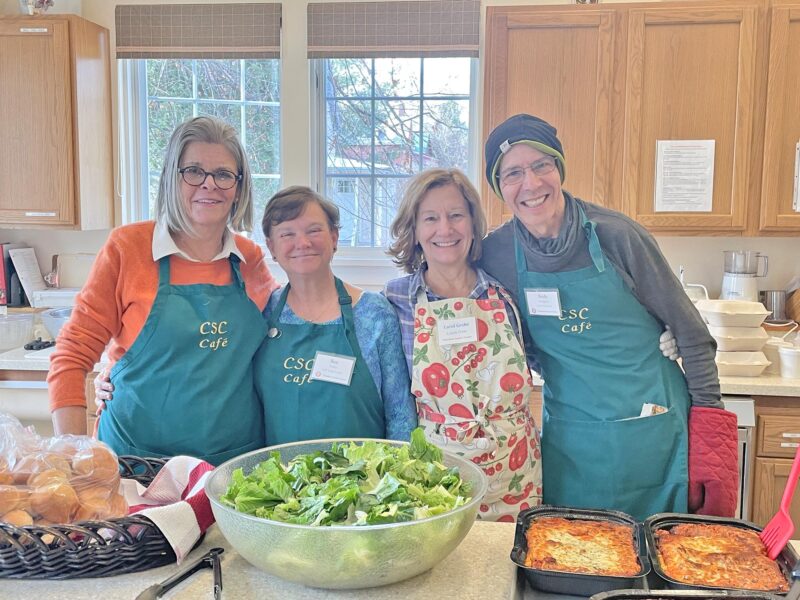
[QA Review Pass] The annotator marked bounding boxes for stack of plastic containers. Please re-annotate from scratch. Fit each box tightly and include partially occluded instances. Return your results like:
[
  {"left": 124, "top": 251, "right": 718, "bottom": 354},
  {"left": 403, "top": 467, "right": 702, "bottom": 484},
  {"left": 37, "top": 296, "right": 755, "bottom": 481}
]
[{"left": 696, "top": 300, "right": 771, "bottom": 377}]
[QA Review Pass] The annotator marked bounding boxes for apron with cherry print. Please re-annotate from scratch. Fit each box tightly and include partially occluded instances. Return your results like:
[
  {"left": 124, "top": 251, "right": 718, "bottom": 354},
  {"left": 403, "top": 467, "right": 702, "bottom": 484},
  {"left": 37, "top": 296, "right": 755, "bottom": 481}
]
[{"left": 411, "top": 285, "right": 543, "bottom": 521}]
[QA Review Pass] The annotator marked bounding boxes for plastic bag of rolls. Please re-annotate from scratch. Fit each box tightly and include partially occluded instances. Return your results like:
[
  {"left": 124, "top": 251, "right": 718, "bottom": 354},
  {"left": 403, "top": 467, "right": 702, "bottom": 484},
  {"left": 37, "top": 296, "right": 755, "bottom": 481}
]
[{"left": 0, "top": 413, "right": 127, "bottom": 527}]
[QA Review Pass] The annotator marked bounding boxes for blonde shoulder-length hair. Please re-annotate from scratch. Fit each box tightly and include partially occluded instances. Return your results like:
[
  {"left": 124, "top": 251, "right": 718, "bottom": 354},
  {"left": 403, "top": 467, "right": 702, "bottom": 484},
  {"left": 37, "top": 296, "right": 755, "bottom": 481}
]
[
  {"left": 388, "top": 168, "right": 486, "bottom": 274},
  {"left": 155, "top": 116, "right": 254, "bottom": 237}
]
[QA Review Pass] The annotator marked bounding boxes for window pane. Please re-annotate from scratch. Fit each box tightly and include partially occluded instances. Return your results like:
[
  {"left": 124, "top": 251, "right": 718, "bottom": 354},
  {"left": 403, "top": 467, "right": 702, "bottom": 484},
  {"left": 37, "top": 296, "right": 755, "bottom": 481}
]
[
  {"left": 321, "top": 57, "right": 473, "bottom": 249},
  {"left": 196, "top": 60, "right": 240, "bottom": 101},
  {"left": 245, "top": 105, "right": 280, "bottom": 174},
  {"left": 326, "top": 59, "right": 372, "bottom": 98},
  {"left": 148, "top": 173, "right": 160, "bottom": 220},
  {"left": 327, "top": 100, "right": 372, "bottom": 172},
  {"left": 375, "top": 100, "right": 419, "bottom": 175},
  {"left": 147, "top": 59, "right": 192, "bottom": 98},
  {"left": 245, "top": 60, "right": 280, "bottom": 102},
  {"left": 374, "top": 58, "right": 421, "bottom": 97},
  {"left": 147, "top": 100, "right": 193, "bottom": 171},
  {"left": 197, "top": 103, "right": 241, "bottom": 130},
  {"left": 422, "top": 100, "right": 469, "bottom": 171},
  {"left": 251, "top": 177, "right": 281, "bottom": 244},
  {"left": 422, "top": 58, "right": 471, "bottom": 96}
]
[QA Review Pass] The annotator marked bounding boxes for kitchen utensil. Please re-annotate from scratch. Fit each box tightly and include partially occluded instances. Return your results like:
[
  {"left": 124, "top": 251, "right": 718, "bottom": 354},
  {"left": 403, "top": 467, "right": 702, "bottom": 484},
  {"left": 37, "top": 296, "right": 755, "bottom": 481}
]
[
  {"left": 135, "top": 547, "right": 224, "bottom": 600},
  {"left": 721, "top": 251, "right": 768, "bottom": 302},
  {"left": 759, "top": 446, "right": 800, "bottom": 559},
  {"left": 0, "top": 313, "right": 34, "bottom": 352},
  {"left": 761, "top": 290, "right": 788, "bottom": 322},
  {"left": 205, "top": 439, "right": 487, "bottom": 590},
  {"left": 40, "top": 306, "right": 72, "bottom": 340},
  {"left": 679, "top": 266, "right": 709, "bottom": 304}
]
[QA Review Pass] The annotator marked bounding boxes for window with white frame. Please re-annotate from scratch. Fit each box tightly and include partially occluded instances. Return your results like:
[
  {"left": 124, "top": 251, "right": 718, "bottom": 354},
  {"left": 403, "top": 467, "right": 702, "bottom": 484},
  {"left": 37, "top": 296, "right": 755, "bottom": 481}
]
[
  {"left": 136, "top": 58, "right": 281, "bottom": 244},
  {"left": 318, "top": 57, "right": 476, "bottom": 249}
]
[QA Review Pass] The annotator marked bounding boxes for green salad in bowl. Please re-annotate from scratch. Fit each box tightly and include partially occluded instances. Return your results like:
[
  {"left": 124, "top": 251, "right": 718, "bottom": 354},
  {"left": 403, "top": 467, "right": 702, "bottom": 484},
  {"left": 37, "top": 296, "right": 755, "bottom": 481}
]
[{"left": 206, "top": 429, "right": 487, "bottom": 589}]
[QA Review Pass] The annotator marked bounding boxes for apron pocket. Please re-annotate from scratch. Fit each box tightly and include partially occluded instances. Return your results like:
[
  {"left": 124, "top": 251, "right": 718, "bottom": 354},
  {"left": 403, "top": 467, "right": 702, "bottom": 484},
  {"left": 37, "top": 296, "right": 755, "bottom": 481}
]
[{"left": 543, "top": 408, "right": 687, "bottom": 510}]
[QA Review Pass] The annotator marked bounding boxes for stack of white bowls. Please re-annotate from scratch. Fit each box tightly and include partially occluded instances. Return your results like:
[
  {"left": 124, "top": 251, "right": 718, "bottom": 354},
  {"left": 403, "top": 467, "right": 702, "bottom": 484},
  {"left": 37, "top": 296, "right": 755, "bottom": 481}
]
[
  {"left": 762, "top": 323, "right": 798, "bottom": 376},
  {"left": 696, "top": 300, "right": 771, "bottom": 377}
]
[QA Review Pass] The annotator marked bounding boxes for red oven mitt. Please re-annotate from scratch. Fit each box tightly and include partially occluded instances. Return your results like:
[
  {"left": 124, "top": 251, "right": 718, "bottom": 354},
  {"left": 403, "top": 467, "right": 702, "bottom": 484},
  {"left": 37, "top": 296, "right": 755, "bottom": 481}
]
[{"left": 688, "top": 406, "right": 739, "bottom": 517}]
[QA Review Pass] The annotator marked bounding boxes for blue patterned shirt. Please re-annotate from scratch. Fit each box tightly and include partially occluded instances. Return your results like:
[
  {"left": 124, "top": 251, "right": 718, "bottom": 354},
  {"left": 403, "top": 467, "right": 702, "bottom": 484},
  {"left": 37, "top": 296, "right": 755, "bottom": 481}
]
[
  {"left": 382, "top": 266, "right": 531, "bottom": 376},
  {"left": 263, "top": 289, "right": 417, "bottom": 441}
]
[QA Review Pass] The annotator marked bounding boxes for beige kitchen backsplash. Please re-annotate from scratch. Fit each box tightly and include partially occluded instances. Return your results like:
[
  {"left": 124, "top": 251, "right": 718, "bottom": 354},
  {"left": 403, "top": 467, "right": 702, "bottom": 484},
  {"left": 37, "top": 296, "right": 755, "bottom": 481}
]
[{"left": 1, "top": 227, "right": 798, "bottom": 297}]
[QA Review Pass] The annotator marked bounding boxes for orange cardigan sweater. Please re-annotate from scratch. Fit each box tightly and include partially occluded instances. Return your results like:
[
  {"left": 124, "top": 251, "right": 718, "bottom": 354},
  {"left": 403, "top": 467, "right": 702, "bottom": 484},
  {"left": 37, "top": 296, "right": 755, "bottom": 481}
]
[{"left": 48, "top": 221, "right": 277, "bottom": 411}]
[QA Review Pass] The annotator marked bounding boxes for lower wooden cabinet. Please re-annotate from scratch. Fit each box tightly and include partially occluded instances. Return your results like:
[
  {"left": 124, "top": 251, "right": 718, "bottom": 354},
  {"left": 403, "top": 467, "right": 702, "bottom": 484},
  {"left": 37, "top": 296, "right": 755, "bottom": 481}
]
[
  {"left": 752, "top": 456, "right": 800, "bottom": 526},
  {"left": 750, "top": 396, "right": 800, "bottom": 526}
]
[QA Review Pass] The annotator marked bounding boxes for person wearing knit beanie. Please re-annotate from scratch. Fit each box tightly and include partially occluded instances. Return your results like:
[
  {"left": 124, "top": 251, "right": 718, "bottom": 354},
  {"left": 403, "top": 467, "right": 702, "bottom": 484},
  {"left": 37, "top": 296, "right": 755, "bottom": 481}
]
[{"left": 477, "top": 113, "right": 736, "bottom": 521}]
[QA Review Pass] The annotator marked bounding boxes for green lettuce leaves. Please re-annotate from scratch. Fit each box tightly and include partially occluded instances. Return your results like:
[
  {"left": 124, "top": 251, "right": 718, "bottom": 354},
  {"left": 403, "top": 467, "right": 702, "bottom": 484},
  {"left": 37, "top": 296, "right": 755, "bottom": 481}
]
[{"left": 220, "top": 429, "right": 472, "bottom": 526}]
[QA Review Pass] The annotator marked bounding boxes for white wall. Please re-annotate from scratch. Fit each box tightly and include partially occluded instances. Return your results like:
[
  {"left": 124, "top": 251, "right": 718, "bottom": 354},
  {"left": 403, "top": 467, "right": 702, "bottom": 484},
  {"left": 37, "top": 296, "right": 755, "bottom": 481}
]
[{"left": 1, "top": 0, "right": 799, "bottom": 295}]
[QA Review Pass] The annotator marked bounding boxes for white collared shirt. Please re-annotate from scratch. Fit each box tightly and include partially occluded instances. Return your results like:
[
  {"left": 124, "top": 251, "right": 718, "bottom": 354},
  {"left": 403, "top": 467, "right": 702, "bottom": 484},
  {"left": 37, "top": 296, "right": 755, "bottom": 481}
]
[{"left": 151, "top": 221, "right": 246, "bottom": 263}]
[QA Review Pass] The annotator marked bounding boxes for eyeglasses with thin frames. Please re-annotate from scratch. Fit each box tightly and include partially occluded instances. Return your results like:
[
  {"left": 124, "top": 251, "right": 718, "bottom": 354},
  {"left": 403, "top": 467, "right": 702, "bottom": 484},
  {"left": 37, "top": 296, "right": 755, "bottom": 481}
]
[
  {"left": 178, "top": 166, "right": 242, "bottom": 190},
  {"left": 498, "top": 156, "right": 557, "bottom": 187}
]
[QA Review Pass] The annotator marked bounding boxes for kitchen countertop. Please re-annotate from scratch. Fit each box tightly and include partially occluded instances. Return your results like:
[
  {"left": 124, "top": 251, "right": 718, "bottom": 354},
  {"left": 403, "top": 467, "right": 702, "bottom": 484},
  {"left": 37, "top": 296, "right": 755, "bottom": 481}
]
[
  {"left": 1, "top": 521, "right": 520, "bottom": 600},
  {"left": 0, "top": 345, "right": 106, "bottom": 372}
]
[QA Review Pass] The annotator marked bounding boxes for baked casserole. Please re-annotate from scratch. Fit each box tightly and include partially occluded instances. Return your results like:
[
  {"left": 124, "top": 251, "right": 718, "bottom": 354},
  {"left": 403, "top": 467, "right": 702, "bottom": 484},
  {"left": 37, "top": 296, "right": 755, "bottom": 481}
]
[
  {"left": 655, "top": 523, "right": 789, "bottom": 592},
  {"left": 524, "top": 516, "right": 640, "bottom": 576}
]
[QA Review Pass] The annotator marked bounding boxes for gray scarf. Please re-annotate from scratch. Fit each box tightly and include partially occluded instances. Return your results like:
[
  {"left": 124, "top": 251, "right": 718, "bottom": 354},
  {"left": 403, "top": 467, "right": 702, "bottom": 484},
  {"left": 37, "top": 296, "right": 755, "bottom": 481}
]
[{"left": 514, "top": 192, "right": 580, "bottom": 257}]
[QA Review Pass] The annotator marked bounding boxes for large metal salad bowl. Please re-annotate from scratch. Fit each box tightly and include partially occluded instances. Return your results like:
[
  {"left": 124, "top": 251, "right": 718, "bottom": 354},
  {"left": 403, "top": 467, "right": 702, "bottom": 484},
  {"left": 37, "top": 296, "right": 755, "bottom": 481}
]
[{"left": 205, "top": 438, "right": 488, "bottom": 589}]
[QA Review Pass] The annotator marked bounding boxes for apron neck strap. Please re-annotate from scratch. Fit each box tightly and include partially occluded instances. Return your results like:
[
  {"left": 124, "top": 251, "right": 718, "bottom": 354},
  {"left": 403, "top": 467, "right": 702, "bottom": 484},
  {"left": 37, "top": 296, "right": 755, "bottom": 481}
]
[
  {"left": 157, "top": 254, "right": 246, "bottom": 290},
  {"left": 269, "top": 277, "right": 356, "bottom": 329},
  {"left": 577, "top": 206, "right": 606, "bottom": 273}
]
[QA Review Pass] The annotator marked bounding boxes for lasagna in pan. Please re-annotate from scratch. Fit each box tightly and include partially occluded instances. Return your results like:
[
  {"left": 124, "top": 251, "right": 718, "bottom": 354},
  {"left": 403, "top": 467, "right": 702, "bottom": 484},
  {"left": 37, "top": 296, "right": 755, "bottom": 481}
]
[
  {"left": 655, "top": 523, "right": 789, "bottom": 592},
  {"left": 524, "top": 516, "right": 641, "bottom": 576}
]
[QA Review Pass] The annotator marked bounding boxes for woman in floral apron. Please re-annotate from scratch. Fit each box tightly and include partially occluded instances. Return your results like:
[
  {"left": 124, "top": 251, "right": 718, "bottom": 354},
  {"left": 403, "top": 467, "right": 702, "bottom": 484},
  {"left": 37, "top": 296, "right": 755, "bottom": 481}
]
[{"left": 384, "top": 169, "right": 542, "bottom": 521}]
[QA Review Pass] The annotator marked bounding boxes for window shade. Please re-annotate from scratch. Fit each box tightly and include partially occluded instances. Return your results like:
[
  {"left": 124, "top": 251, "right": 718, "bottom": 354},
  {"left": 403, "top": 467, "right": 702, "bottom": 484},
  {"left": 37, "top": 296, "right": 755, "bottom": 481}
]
[
  {"left": 307, "top": 0, "right": 479, "bottom": 58},
  {"left": 115, "top": 3, "right": 281, "bottom": 59}
]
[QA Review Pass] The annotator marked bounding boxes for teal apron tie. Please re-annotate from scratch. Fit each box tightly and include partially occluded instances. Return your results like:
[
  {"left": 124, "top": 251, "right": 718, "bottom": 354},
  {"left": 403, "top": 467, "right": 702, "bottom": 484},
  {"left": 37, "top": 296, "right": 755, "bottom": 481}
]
[
  {"left": 254, "top": 277, "right": 385, "bottom": 444},
  {"left": 98, "top": 255, "right": 267, "bottom": 465},
  {"left": 514, "top": 207, "right": 689, "bottom": 520}
]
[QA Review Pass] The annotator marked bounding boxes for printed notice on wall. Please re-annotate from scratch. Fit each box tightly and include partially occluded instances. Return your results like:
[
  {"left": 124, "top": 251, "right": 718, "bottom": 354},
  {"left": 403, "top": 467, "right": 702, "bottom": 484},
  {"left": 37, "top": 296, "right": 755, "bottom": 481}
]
[{"left": 654, "top": 140, "right": 715, "bottom": 212}]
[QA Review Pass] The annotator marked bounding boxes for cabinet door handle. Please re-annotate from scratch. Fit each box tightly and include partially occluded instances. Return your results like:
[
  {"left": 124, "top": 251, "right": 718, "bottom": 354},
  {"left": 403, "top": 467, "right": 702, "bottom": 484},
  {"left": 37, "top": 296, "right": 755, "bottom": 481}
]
[
  {"left": 19, "top": 28, "right": 49, "bottom": 33},
  {"left": 782, "top": 433, "right": 800, "bottom": 438},
  {"left": 781, "top": 443, "right": 800, "bottom": 448}
]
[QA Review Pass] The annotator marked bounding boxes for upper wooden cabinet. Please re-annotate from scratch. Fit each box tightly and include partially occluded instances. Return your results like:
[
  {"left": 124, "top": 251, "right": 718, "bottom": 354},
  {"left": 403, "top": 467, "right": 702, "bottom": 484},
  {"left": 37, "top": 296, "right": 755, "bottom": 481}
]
[
  {"left": 0, "top": 15, "right": 113, "bottom": 230},
  {"left": 483, "top": 6, "right": 621, "bottom": 228},
  {"left": 621, "top": 2, "right": 762, "bottom": 233},
  {"left": 484, "top": 0, "right": 800, "bottom": 235},
  {"left": 758, "top": 1, "right": 800, "bottom": 231}
]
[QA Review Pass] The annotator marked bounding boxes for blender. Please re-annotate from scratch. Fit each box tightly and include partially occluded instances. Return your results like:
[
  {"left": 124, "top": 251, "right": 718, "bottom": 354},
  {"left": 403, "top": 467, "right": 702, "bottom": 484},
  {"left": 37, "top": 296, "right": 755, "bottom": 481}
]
[{"left": 721, "top": 250, "right": 768, "bottom": 301}]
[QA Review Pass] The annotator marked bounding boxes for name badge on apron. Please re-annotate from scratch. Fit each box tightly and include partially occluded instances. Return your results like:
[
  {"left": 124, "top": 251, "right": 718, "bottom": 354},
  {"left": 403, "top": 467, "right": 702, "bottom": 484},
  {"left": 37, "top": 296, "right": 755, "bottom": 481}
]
[
  {"left": 524, "top": 288, "right": 562, "bottom": 317},
  {"left": 436, "top": 316, "right": 477, "bottom": 346},
  {"left": 309, "top": 351, "right": 356, "bottom": 386}
]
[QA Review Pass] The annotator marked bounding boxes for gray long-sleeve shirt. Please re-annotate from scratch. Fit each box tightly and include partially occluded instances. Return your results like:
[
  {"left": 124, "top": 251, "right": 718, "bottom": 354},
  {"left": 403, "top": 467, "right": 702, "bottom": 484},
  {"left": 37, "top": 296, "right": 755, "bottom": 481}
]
[{"left": 478, "top": 192, "right": 721, "bottom": 408}]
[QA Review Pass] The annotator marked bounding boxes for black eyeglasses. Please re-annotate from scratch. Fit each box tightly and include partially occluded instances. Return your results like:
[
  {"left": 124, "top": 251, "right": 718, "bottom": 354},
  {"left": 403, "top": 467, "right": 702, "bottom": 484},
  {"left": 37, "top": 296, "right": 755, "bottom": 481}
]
[
  {"left": 178, "top": 166, "right": 242, "bottom": 190},
  {"left": 498, "top": 156, "right": 557, "bottom": 187}
]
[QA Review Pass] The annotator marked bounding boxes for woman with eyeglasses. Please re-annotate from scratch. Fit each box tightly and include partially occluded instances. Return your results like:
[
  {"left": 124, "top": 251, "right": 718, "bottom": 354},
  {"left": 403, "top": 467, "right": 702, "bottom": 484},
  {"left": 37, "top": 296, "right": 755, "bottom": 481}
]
[
  {"left": 49, "top": 116, "right": 278, "bottom": 464},
  {"left": 478, "top": 113, "right": 737, "bottom": 519},
  {"left": 384, "top": 169, "right": 542, "bottom": 521}
]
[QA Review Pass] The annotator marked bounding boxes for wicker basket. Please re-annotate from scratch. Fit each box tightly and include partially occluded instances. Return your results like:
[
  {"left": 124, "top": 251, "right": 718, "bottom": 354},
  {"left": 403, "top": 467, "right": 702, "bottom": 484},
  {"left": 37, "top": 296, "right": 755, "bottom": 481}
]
[{"left": 0, "top": 456, "right": 196, "bottom": 579}]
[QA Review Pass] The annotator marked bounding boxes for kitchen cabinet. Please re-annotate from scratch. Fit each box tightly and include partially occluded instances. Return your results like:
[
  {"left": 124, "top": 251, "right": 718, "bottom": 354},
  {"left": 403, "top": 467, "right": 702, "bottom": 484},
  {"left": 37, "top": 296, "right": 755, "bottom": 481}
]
[
  {"left": 621, "top": 1, "right": 763, "bottom": 233},
  {"left": 482, "top": 0, "right": 787, "bottom": 235},
  {"left": 751, "top": 396, "right": 800, "bottom": 526},
  {"left": 482, "top": 5, "right": 623, "bottom": 228},
  {"left": 0, "top": 15, "right": 113, "bottom": 230},
  {"left": 758, "top": 0, "right": 800, "bottom": 232}
]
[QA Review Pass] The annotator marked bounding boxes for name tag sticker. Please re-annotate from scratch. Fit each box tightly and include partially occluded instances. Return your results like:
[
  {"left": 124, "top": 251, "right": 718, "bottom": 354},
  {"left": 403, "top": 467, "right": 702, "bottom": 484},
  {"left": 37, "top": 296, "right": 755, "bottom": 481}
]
[
  {"left": 309, "top": 351, "right": 356, "bottom": 386},
  {"left": 436, "top": 317, "right": 477, "bottom": 346},
  {"left": 524, "top": 288, "right": 562, "bottom": 317}
]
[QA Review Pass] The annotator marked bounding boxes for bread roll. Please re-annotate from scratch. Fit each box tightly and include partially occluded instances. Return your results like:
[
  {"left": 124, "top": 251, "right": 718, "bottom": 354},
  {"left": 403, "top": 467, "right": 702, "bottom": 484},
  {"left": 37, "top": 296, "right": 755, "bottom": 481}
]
[
  {"left": 72, "top": 447, "right": 118, "bottom": 482},
  {"left": 27, "top": 468, "right": 69, "bottom": 488},
  {"left": 0, "top": 485, "right": 29, "bottom": 515},
  {"left": 2, "top": 509, "right": 33, "bottom": 527},
  {"left": 12, "top": 453, "right": 72, "bottom": 483},
  {"left": 30, "top": 481, "right": 79, "bottom": 523},
  {"left": 74, "top": 485, "right": 112, "bottom": 522},
  {"left": 0, "top": 471, "right": 13, "bottom": 485},
  {"left": 109, "top": 492, "right": 128, "bottom": 518}
]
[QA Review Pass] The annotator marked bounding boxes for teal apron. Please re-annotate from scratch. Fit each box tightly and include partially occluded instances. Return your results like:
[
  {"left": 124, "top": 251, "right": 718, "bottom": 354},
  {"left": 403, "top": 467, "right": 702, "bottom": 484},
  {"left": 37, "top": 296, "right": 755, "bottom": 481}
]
[
  {"left": 254, "top": 278, "right": 385, "bottom": 444},
  {"left": 98, "top": 255, "right": 267, "bottom": 465},
  {"left": 514, "top": 207, "right": 689, "bottom": 520}
]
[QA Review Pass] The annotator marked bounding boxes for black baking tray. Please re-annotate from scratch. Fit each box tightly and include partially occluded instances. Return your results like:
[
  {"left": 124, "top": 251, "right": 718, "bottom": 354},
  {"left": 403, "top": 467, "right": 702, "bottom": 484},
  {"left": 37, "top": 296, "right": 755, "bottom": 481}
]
[
  {"left": 645, "top": 513, "right": 799, "bottom": 593},
  {"left": 511, "top": 505, "right": 651, "bottom": 596},
  {"left": 590, "top": 589, "right": 785, "bottom": 600}
]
